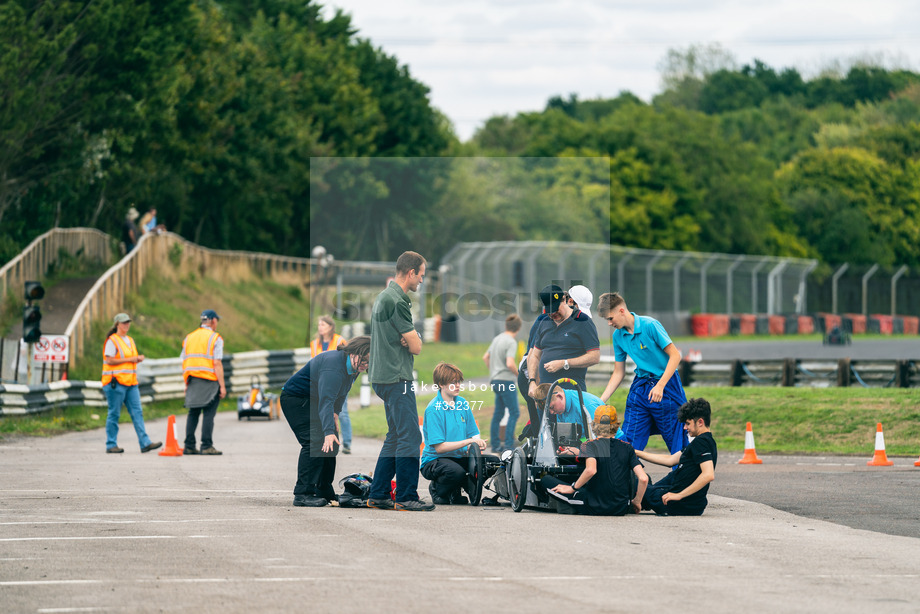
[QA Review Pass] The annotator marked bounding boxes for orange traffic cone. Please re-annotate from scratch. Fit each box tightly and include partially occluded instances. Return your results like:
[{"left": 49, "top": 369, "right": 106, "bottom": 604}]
[
  {"left": 158, "top": 415, "right": 184, "bottom": 457},
  {"left": 738, "top": 422, "right": 763, "bottom": 464},
  {"left": 867, "top": 423, "right": 894, "bottom": 466},
  {"left": 914, "top": 453, "right": 920, "bottom": 468}
]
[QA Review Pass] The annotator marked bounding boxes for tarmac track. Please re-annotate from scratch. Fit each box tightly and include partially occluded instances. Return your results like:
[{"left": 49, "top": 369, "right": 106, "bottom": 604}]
[{"left": 1, "top": 412, "right": 919, "bottom": 613}]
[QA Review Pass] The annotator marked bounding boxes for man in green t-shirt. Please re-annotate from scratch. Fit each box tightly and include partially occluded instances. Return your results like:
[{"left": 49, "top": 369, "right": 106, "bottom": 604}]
[{"left": 366, "top": 251, "right": 435, "bottom": 511}]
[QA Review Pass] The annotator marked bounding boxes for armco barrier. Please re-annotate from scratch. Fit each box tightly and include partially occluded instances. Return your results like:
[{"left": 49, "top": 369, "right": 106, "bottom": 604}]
[
  {"left": 587, "top": 356, "right": 919, "bottom": 389},
  {"left": 0, "top": 348, "right": 310, "bottom": 416}
]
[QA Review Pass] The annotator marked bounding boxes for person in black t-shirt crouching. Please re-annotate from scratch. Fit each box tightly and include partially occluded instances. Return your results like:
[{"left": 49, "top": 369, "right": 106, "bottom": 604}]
[
  {"left": 635, "top": 398, "right": 718, "bottom": 516},
  {"left": 539, "top": 405, "right": 649, "bottom": 516}
]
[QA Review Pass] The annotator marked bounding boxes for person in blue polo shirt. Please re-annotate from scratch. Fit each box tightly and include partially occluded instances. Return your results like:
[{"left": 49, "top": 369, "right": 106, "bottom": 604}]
[
  {"left": 420, "top": 363, "right": 488, "bottom": 505},
  {"left": 280, "top": 336, "right": 370, "bottom": 507},
  {"left": 598, "top": 291, "right": 688, "bottom": 454}
]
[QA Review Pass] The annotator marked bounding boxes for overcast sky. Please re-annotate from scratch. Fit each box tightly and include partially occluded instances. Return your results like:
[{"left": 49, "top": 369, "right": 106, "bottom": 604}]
[{"left": 322, "top": 1, "right": 920, "bottom": 141}]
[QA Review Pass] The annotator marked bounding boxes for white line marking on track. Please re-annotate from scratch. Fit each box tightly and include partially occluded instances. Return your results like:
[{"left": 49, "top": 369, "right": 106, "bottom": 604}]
[
  {"left": 0, "top": 535, "right": 214, "bottom": 542},
  {"left": 0, "top": 580, "right": 104, "bottom": 586},
  {"left": 37, "top": 608, "right": 116, "bottom": 613},
  {"left": 0, "top": 518, "right": 272, "bottom": 526}
]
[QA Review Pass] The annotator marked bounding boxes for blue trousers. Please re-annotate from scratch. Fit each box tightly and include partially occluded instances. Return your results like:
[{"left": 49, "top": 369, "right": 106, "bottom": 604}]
[
  {"left": 368, "top": 381, "right": 422, "bottom": 502},
  {"left": 338, "top": 405, "right": 352, "bottom": 446},
  {"left": 104, "top": 382, "right": 152, "bottom": 450},
  {"left": 618, "top": 374, "right": 688, "bottom": 453},
  {"left": 490, "top": 380, "right": 519, "bottom": 451}
]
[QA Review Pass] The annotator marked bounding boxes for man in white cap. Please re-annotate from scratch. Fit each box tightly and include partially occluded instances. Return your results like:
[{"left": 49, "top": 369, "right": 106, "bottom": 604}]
[{"left": 567, "top": 285, "right": 593, "bottom": 319}]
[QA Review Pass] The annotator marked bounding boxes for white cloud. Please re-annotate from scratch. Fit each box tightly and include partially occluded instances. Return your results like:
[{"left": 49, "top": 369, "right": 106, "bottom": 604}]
[{"left": 324, "top": 0, "right": 920, "bottom": 140}]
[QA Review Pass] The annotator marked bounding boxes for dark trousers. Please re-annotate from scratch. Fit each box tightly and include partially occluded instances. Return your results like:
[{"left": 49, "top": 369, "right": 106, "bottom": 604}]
[
  {"left": 517, "top": 364, "right": 541, "bottom": 434},
  {"left": 642, "top": 471, "right": 705, "bottom": 516},
  {"left": 185, "top": 393, "right": 219, "bottom": 449},
  {"left": 280, "top": 392, "right": 338, "bottom": 499},
  {"left": 420, "top": 457, "right": 467, "bottom": 498},
  {"left": 368, "top": 381, "right": 422, "bottom": 502}
]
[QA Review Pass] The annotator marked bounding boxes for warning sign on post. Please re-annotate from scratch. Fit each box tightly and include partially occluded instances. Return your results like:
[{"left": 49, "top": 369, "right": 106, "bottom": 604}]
[{"left": 32, "top": 334, "right": 69, "bottom": 363}]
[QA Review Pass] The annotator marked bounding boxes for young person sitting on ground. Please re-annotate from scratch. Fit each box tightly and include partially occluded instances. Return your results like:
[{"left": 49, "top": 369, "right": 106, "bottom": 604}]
[
  {"left": 419, "top": 363, "right": 490, "bottom": 505},
  {"left": 634, "top": 397, "right": 718, "bottom": 516},
  {"left": 539, "top": 405, "right": 649, "bottom": 516}
]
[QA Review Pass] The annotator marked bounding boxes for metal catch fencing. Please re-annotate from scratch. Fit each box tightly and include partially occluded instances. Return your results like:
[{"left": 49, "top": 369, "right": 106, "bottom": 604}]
[{"left": 439, "top": 241, "right": 819, "bottom": 343}]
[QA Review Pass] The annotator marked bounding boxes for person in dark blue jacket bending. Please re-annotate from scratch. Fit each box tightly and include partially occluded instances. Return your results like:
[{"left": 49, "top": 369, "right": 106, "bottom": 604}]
[{"left": 280, "top": 336, "right": 370, "bottom": 507}]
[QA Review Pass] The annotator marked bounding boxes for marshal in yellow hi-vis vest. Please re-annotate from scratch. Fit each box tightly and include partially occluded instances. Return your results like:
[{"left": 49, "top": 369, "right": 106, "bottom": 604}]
[
  {"left": 182, "top": 327, "right": 222, "bottom": 382},
  {"left": 101, "top": 334, "right": 139, "bottom": 386},
  {"left": 311, "top": 333, "right": 344, "bottom": 357}
]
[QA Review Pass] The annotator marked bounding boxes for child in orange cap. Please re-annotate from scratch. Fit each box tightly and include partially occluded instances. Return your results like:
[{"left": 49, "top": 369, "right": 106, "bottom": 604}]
[{"left": 539, "top": 405, "right": 648, "bottom": 515}]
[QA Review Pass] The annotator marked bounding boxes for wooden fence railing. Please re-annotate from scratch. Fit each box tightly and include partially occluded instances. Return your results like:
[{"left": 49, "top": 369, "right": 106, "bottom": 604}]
[
  {"left": 0, "top": 228, "right": 113, "bottom": 317},
  {"left": 63, "top": 231, "right": 317, "bottom": 363}
]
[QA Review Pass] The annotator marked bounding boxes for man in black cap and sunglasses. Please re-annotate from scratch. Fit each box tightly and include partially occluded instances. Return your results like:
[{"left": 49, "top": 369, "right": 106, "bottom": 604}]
[{"left": 526, "top": 284, "right": 600, "bottom": 399}]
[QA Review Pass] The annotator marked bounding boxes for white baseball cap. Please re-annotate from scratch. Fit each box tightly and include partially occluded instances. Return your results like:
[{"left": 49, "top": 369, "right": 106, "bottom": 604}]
[{"left": 567, "top": 285, "right": 593, "bottom": 319}]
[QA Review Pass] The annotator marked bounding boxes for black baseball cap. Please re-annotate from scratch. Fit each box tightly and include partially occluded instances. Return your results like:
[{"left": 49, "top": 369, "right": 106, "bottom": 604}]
[
  {"left": 539, "top": 284, "right": 565, "bottom": 313},
  {"left": 200, "top": 309, "right": 220, "bottom": 321}
]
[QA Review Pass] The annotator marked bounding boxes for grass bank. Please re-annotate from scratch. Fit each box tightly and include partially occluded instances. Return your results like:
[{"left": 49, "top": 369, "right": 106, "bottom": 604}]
[{"left": 349, "top": 384, "right": 920, "bottom": 457}]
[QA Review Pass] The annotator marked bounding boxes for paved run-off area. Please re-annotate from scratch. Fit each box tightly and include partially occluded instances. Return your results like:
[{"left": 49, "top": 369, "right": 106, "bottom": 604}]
[{"left": 1, "top": 412, "right": 918, "bottom": 614}]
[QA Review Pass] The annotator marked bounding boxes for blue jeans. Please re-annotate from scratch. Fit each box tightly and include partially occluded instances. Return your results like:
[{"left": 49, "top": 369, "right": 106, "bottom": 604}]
[
  {"left": 490, "top": 380, "right": 519, "bottom": 451},
  {"left": 368, "top": 381, "right": 422, "bottom": 502},
  {"left": 338, "top": 406, "right": 352, "bottom": 447},
  {"left": 104, "top": 382, "right": 152, "bottom": 450}
]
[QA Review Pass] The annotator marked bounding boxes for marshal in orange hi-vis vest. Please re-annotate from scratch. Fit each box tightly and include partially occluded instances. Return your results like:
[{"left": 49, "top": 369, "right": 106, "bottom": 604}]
[
  {"left": 311, "top": 333, "right": 344, "bottom": 358},
  {"left": 182, "top": 327, "right": 222, "bottom": 382},
  {"left": 101, "top": 334, "right": 139, "bottom": 386}
]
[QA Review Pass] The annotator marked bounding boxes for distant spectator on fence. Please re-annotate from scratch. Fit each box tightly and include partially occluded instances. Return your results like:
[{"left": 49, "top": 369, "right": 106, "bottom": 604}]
[
  {"left": 483, "top": 313, "right": 521, "bottom": 453},
  {"left": 122, "top": 206, "right": 140, "bottom": 254},
  {"left": 138, "top": 208, "right": 166, "bottom": 235},
  {"left": 102, "top": 313, "right": 161, "bottom": 454}
]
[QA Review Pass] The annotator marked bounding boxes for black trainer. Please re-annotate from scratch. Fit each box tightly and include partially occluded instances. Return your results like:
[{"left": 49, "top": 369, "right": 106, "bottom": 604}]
[
  {"left": 431, "top": 495, "right": 450, "bottom": 505},
  {"left": 450, "top": 489, "right": 468, "bottom": 505},
  {"left": 141, "top": 442, "right": 163, "bottom": 453},
  {"left": 293, "top": 495, "right": 328, "bottom": 507},
  {"left": 106, "top": 446, "right": 124, "bottom": 454}
]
